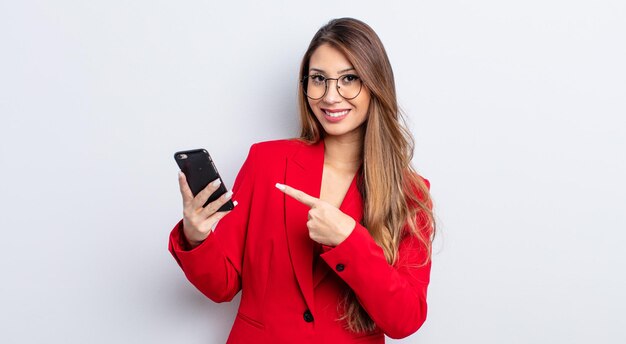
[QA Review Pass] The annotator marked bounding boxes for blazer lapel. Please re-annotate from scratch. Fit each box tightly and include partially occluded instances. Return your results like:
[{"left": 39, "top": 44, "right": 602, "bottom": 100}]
[{"left": 284, "top": 140, "right": 324, "bottom": 314}]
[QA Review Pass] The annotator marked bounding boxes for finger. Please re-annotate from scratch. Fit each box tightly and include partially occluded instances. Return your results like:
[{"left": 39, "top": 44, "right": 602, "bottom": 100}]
[
  {"left": 192, "top": 178, "right": 223, "bottom": 209},
  {"left": 275, "top": 183, "right": 319, "bottom": 208},
  {"left": 178, "top": 172, "right": 194, "bottom": 205},
  {"left": 200, "top": 191, "right": 234, "bottom": 218}
]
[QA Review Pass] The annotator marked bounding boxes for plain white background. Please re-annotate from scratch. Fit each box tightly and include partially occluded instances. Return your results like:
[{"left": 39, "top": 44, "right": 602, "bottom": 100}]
[{"left": 1, "top": 1, "right": 625, "bottom": 343}]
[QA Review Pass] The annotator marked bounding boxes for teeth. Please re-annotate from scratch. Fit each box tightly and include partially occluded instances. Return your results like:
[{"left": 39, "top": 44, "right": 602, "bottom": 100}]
[{"left": 324, "top": 110, "right": 349, "bottom": 117}]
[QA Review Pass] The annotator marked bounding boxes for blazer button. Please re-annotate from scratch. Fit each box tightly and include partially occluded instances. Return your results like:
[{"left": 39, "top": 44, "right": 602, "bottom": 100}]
[
  {"left": 303, "top": 310, "right": 314, "bottom": 323},
  {"left": 336, "top": 263, "right": 345, "bottom": 272}
]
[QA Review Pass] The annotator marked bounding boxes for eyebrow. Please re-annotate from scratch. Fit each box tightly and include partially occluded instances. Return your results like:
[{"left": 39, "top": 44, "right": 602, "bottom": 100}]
[{"left": 309, "top": 67, "right": 356, "bottom": 74}]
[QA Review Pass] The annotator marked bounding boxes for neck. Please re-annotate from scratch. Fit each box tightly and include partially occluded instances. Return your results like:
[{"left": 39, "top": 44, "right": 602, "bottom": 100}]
[{"left": 323, "top": 130, "right": 363, "bottom": 171}]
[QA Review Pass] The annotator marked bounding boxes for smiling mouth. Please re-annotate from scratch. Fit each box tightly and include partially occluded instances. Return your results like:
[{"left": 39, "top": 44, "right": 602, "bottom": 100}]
[{"left": 323, "top": 109, "right": 350, "bottom": 118}]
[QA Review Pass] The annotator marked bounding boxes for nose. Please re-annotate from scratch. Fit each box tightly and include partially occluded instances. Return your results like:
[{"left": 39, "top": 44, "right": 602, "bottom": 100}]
[{"left": 322, "top": 79, "right": 342, "bottom": 104}]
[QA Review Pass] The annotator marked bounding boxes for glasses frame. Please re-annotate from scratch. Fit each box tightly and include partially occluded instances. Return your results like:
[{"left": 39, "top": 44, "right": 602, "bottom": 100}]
[{"left": 301, "top": 74, "right": 363, "bottom": 100}]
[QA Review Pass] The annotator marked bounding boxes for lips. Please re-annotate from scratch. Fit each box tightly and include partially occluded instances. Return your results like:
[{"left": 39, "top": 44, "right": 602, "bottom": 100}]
[{"left": 322, "top": 109, "right": 350, "bottom": 122}]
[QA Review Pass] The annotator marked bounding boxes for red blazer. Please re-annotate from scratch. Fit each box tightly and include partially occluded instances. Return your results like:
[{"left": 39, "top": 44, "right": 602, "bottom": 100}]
[{"left": 169, "top": 139, "right": 431, "bottom": 344}]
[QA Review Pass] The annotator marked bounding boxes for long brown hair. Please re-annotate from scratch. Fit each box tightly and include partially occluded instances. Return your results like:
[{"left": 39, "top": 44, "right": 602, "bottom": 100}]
[{"left": 297, "top": 18, "right": 436, "bottom": 333}]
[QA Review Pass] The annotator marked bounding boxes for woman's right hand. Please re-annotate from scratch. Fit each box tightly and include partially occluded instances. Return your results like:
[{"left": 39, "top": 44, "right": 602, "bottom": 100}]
[{"left": 178, "top": 172, "right": 234, "bottom": 248}]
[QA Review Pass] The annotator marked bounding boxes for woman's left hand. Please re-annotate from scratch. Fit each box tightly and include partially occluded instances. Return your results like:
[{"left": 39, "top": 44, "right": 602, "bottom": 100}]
[{"left": 276, "top": 183, "right": 356, "bottom": 247}]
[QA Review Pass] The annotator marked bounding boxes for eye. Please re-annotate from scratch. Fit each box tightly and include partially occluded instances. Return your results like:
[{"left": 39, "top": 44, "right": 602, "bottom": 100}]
[
  {"left": 340, "top": 74, "right": 360, "bottom": 85},
  {"left": 309, "top": 74, "right": 326, "bottom": 85}
]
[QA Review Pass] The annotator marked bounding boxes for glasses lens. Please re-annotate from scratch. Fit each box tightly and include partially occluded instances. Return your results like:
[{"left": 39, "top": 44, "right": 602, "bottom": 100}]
[
  {"left": 337, "top": 75, "right": 362, "bottom": 99},
  {"left": 303, "top": 76, "right": 326, "bottom": 99}
]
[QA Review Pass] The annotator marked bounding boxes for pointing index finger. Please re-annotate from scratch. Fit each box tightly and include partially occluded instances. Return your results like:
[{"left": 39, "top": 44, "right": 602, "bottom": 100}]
[{"left": 276, "top": 183, "right": 318, "bottom": 208}]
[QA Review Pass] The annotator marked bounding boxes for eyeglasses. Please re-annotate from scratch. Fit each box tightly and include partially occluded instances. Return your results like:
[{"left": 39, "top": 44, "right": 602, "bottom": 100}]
[{"left": 301, "top": 74, "right": 363, "bottom": 100}]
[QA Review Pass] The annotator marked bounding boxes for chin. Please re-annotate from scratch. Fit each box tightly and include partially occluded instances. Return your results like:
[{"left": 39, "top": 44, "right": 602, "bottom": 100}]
[{"left": 320, "top": 123, "right": 365, "bottom": 139}]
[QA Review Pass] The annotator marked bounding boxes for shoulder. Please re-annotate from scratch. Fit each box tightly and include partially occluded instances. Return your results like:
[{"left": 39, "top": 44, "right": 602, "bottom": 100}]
[
  {"left": 402, "top": 170, "right": 434, "bottom": 234},
  {"left": 405, "top": 171, "right": 431, "bottom": 198},
  {"left": 248, "top": 138, "right": 317, "bottom": 160},
  {"left": 237, "top": 139, "right": 318, "bottom": 186},
  {"left": 250, "top": 138, "right": 303, "bottom": 153}
]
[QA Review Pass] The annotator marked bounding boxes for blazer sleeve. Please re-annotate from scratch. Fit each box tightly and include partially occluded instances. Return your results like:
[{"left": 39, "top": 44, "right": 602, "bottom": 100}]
[
  {"left": 168, "top": 144, "right": 258, "bottom": 303},
  {"left": 320, "top": 179, "right": 433, "bottom": 339}
]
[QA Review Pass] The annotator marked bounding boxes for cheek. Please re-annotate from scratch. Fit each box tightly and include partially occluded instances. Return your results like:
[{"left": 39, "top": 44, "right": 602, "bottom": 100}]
[
  {"left": 307, "top": 98, "right": 318, "bottom": 112},
  {"left": 360, "top": 100, "right": 370, "bottom": 114},
  {"left": 356, "top": 97, "right": 371, "bottom": 117},
  {"left": 357, "top": 89, "right": 371, "bottom": 111},
  {"left": 354, "top": 101, "right": 370, "bottom": 126},
  {"left": 308, "top": 99, "right": 324, "bottom": 118}
]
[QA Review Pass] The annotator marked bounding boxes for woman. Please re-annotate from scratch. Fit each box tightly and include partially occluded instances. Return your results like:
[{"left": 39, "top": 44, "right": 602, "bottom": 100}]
[{"left": 169, "top": 18, "right": 435, "bottom": 344}]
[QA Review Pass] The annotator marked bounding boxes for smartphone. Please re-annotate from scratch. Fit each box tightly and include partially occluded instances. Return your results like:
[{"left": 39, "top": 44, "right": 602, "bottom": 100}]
[{"left": 174, "top": 149, "right": 234, "bottom": 212}]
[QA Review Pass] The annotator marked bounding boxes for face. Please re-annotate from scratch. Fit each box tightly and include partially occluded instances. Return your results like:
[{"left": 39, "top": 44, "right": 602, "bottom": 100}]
[{"left": 306, "top": 44, "right": 371, "bottom": 140}]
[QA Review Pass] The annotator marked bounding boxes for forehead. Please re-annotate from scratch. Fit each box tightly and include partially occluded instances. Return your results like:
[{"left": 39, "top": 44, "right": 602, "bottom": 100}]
[{"left": 308, "top": 44, "right": 353, "bottom": 73}]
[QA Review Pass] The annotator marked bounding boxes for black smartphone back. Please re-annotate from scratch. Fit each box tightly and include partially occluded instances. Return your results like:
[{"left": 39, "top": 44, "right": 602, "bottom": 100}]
[{"left": 174, "top": 149, "right": 234, "bottom": 212}]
